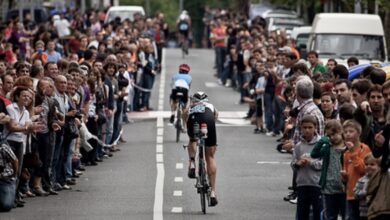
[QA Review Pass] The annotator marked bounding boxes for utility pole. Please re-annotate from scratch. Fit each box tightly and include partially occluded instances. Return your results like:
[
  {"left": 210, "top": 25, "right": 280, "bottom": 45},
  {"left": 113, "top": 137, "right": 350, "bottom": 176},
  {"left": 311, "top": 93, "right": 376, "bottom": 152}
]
[
  {"left": 81, "top": 0, "right": 86, "bottom": 14},
  {"left": 375, "top": 0, "right": 379, "bottom": 14},
  {"left": 146, "top": 0, "right": 150, "bottom": 16},
  {"left": 354, "top": 0, "right": 361, "bottom": 13},
  {"left": 179, "top": 0, "right": 184, "bottom": 13},
  {"left": 18, "top": 0, "right": 23, "bottom": 23}
]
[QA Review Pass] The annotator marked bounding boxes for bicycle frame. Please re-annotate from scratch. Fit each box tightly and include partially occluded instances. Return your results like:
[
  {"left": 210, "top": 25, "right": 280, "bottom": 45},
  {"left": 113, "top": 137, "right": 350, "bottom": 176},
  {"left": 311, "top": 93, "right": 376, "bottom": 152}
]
[
  {"left": 175, "top": 93, "right": 185, "bottom": 142},
  {"left": 194, "top": 124, "right": 210, "bottom": 214}
]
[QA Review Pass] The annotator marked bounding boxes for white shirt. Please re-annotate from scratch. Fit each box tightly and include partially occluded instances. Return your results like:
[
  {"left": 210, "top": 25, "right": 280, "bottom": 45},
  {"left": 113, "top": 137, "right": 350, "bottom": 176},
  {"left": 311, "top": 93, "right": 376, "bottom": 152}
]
[
  {"left": 5, "top": 103, "right": 31, "bottom": 143},
  {"left": 54, "top": 19, "right": 70, "bottom": 38}
]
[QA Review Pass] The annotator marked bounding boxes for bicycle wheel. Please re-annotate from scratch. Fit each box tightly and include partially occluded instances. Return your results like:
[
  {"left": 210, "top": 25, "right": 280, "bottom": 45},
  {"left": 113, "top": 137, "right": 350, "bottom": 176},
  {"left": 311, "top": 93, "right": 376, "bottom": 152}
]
[
  {"left": 175, "top": 106, "right": 181, "bottom": 142},
  {"left": 200, "top": 184, "right": 206, "bottom": 214},
  {"left": 199, "top": 164, "right": 207, "bottom": 214}
]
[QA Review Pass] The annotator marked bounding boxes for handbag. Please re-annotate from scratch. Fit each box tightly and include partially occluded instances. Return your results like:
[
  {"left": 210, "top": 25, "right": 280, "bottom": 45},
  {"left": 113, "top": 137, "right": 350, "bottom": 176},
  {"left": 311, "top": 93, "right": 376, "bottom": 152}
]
[
  {"left": 65, "top": 118, "right": 79, "bottom": 139},
  {"left": 366, "top": 171, "right": 390, "bottom": 219}
]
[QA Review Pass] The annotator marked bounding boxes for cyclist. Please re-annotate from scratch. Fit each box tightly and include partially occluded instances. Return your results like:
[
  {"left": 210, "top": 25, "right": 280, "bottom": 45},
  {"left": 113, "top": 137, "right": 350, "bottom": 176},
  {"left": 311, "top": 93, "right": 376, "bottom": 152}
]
[
  {"left": 176, "top": 10, "right": 191, "bottom": 54},
  {"left": 186, "top": 91, "right": 218, "bottom": 206},
  {"left": 169, "top": 64, "right": 192, "bottom": 131}
]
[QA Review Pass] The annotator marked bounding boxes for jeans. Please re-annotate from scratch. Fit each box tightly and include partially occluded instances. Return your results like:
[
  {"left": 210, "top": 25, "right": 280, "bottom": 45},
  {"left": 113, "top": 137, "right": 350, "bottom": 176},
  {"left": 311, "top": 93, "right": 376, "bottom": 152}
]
[
  {"left": 215, "top": 46, "right": 226, "bottom": 78},
  {"left": 105, "top": 106, "right": 116, "bottom": 145},
  {"left": 112, "top": 99, "right": 124, "bottom": 144},
  {"left": 141, "top": 73, "right": 155, "bottom": 109},
  {"left": 62, "top": 136, "right": 75, "bottom": 182},
  {"left": 0, "top": 179, "right": 16, "bottom": 211},
  {"left": 323, "top": 193, "right": 346, "bottom": 220},
  {"left": 51, "top": 131, "right": 64, "bottom": 185},
  {"left": 264, "top": 92, "right": 275, "bottom": 131},
  {"left": 221, "top": 61, "right": 234, "bottom": 84},
  {"left": 296, "top": 186, "right": 322, "bottom": 220},
  {"left": 36, "top": 132, "right": 54, "bottom": 190},
  {"left": 273, "top": 97, "right": 285, "bottom": 135},
  {"left": 346, "top": 199, "right": 360, "bottom": 220}
]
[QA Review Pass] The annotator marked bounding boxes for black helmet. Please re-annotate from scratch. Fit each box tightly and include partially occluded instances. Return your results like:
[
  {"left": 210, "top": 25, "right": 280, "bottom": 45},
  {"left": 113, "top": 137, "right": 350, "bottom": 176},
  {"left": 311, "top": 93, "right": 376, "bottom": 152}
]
[{"left": 192, "top": 91, "right": 208, "bottom": 102}]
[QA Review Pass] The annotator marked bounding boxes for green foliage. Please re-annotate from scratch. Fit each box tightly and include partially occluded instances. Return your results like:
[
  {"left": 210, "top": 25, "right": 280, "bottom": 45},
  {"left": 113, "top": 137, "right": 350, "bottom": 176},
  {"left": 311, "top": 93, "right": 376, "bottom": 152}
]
[{"left": 120, "top": 0, "right": 178, "bottom": 30}]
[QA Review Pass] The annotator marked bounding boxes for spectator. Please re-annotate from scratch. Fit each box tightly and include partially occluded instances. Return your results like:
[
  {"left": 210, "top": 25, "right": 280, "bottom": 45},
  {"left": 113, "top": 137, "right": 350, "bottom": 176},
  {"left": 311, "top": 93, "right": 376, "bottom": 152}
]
[
  {"left": 334, "top": 79, "right": 356, "bottom": 109},
  {"left": 326, "top": 58, "right": 337, "bottom": 72},
  {"left": 341, "top": 120, "right": 371, "bottom": 220},
  {"left": 307, "top": 51, "right": 326, "bottom": 75},
  {"left": 46, "top": 41, "right": 62, "bottom": 63},
  {"left": 292, "top": 115, "right": 322, "bottom": 220},
  {"left": 353, "top": 153, "right": 381, "bottom": 220},
  {"left": 347, "top": 57, "right": 359, "bottom": 68}
]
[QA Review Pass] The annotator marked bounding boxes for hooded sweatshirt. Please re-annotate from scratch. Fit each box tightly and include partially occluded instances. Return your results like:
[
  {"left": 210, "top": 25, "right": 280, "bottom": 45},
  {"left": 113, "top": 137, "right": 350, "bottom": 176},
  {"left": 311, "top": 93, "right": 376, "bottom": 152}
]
[{"left": 293, "top": 135, "right": 323, "bottom": 187}]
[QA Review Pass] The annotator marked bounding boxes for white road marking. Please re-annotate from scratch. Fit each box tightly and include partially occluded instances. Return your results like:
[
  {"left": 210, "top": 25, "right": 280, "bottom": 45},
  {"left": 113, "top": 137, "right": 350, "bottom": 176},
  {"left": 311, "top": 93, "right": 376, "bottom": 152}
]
[
  {"left": 173, "top": 190, "right": 182, "bottom": 196},
  {"left": 153, "top": 48, "right": 166, "bottom": 220},
  {"left": 157, "top": 128, "right": 164, "bottom": 136},
  {"left": 129, "top": 111, "right": 247, "bottom": 119},
  {"left": 156, "top": 154, "right": 164, "bottom": 163},
  {"left": 174, "top": 177, "right": 183, "bottom": 182},
  {"left": 256, "top": 161, "right": 291, "bottom": 165},
  {"left": 157, "top": 117, "right": 164, "bottom": 128},
  {"left": 156, "top": 144, "right": 163, "bottom": 153},
  {"left": 158, "top": 99, "right": 164, "bottom": 106},
  {"left": 153, "top": 163, "right": 165, "bottom": 220},
  {"left": 176, "top": 163, "right": 184, "bottom": 169},
  {"left": 205, "top": 82, "right": 221, "bottom": 88},
  {"left": 156, "top": 136, "right": 163, "bottom": 144},
  {"left": 171, "top": 207, "right": 183, "bottom": 213}
]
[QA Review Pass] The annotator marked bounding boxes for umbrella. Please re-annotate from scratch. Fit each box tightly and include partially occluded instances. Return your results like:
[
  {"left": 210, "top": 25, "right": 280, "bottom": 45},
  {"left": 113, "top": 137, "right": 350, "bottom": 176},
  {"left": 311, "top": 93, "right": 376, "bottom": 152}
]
[{"left": 348, "top": 64, "right": 371, "bottom": 81}]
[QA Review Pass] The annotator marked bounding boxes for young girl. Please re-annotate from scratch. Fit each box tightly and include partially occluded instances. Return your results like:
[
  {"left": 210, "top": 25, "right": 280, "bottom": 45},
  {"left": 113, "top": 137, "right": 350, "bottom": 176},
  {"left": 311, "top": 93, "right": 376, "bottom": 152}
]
[
  {"left": 342, "top": 120, "right": 371, "bottom": 220},
  {"left": 311, "top": 119, "right": 346, "bottom": 220},
  {"left": 353, "top": 153, "right": 381, "bottom": 220}
]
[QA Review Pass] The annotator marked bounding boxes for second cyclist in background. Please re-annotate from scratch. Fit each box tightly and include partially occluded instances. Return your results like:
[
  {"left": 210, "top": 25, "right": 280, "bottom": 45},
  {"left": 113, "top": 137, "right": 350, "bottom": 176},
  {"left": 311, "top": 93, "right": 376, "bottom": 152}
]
[
  {"left": 170, "top": 64, "right": 192, "bottom": 131},
  {"left": 176, "top": 10, "right": 191, "bottom": 55}
]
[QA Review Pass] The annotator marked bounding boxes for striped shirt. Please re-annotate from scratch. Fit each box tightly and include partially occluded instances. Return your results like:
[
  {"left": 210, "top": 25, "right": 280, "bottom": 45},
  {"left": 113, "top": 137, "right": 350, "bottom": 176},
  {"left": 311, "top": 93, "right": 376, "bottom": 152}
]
[{"left": 293, "top": 99, "right": 325, "bottom": 145}]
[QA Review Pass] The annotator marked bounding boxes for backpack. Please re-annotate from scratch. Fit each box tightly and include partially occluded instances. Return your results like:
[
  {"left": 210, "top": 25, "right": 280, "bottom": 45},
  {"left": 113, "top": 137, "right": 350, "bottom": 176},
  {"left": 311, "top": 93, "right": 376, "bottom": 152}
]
[{"left": 178, "top": 20, "right": 189, "bottom": 31}]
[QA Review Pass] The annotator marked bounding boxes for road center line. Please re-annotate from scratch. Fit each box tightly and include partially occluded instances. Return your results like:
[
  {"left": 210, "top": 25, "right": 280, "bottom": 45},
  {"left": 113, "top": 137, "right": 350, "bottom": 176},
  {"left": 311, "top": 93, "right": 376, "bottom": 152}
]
[
  {"left": 175, "top": 163, "right": 183, "bottom": 169},
  {"left": 174, "top": 177, "right": 183, "bottom": 182},
  {"left": 173, "top": 190, "right": 182, "bottom": 196}
]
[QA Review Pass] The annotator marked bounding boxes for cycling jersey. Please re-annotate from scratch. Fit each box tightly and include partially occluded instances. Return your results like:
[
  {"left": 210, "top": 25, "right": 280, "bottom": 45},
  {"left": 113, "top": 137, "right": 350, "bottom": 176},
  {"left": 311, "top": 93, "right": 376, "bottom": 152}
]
[
  {"left": 187, "top": 101, "right": 217, "bottom": 147},
  {"left": 171, "top": 73, "right": 192, "bottom": 89}
]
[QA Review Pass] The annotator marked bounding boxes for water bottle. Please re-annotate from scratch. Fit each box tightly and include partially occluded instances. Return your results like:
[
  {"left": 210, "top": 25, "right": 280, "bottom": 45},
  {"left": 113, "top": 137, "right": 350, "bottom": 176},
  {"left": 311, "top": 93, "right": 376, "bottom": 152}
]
[
  {"left": 201, "top": 123, "right": 208, "bottom": 135},
  {"left": 193, "top": 122, "right": 200, "bottom": 136}
]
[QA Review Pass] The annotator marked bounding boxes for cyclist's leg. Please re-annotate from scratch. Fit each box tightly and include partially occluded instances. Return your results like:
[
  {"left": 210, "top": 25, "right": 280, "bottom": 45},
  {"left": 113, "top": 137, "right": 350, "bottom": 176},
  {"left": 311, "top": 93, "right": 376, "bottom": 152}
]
[
  {"left": 206, "top": 146, "right": 218, "bottom": 206},
  {"left": 205, "top": 147, "right": 217, "bottom": 191},
  {"left": 180, "top": 89, "right": 189, "bottom": 130},
  {"left": 186, "top": 116, "right": 197, "bottom": 178},
  {"left": 169, "top": 90, "right": 177, "bottom": 123}
]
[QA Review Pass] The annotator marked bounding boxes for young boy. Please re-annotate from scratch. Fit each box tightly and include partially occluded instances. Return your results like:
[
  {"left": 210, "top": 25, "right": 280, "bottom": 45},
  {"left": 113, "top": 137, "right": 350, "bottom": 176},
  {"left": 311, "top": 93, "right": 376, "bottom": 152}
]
[
  {"left": 342, "top": 120, "right": 371, "bottom": 220},
  {"left": 311, "top": 119, "right": 346, "bottom": 220},
  {"left": 292, "top": 115, "right": 322, "bottom": 219},
  {"left": 353, "top": 153, "right": 381, "bottom": 220}
]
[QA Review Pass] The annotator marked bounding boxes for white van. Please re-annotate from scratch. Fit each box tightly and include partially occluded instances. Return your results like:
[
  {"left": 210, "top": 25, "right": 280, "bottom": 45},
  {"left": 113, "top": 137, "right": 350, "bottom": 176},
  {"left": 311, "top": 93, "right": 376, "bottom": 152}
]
[
  {"left": 307, "top": 13, "right": 387, "bottom": 65},
  {"left": 105, "top": 6, "right": 145, "bottom": 23}
]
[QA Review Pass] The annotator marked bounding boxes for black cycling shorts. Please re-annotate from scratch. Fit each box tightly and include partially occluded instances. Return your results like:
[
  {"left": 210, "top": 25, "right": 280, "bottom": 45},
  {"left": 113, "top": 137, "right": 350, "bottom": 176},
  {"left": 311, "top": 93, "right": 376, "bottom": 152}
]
[
  {"left": 187, "top": 108, "right": 217, "bottom": 147},
  {"left": 179, "top": 30, "right": 189, "bottom": 38},
  {"left": 170, "top": 87, "right": 189, "bottom": 105}
]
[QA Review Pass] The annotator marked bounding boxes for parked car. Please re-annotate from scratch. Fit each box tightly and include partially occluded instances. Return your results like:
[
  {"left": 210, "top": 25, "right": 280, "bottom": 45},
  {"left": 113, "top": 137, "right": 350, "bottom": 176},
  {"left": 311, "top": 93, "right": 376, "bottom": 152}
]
[
  {"left": 291, "top": 26, "right": 311, "bottom": 59},
  {"left": 105, "top": 6, "right": 145, "bottom": 23},
  {"left": 264, "top": 9, "right": 304, "bottom": 34}
]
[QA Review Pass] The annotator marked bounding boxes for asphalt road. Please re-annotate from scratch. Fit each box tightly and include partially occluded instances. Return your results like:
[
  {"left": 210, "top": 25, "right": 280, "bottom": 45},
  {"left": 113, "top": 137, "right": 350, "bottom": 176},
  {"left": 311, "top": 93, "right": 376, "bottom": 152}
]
[{"left": 1, "top": 49, "right": 295, "bottom": 220}]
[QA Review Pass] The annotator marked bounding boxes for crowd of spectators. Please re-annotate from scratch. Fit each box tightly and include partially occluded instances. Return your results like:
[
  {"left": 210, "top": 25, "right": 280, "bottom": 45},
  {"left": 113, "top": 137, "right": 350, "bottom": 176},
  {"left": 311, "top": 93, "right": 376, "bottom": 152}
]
[
  {"left": 0, "top": 8, "right": 167, "bottom": 211},
  {"left": 205, "top": 8, "right": 390, "bottom": 220}
]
